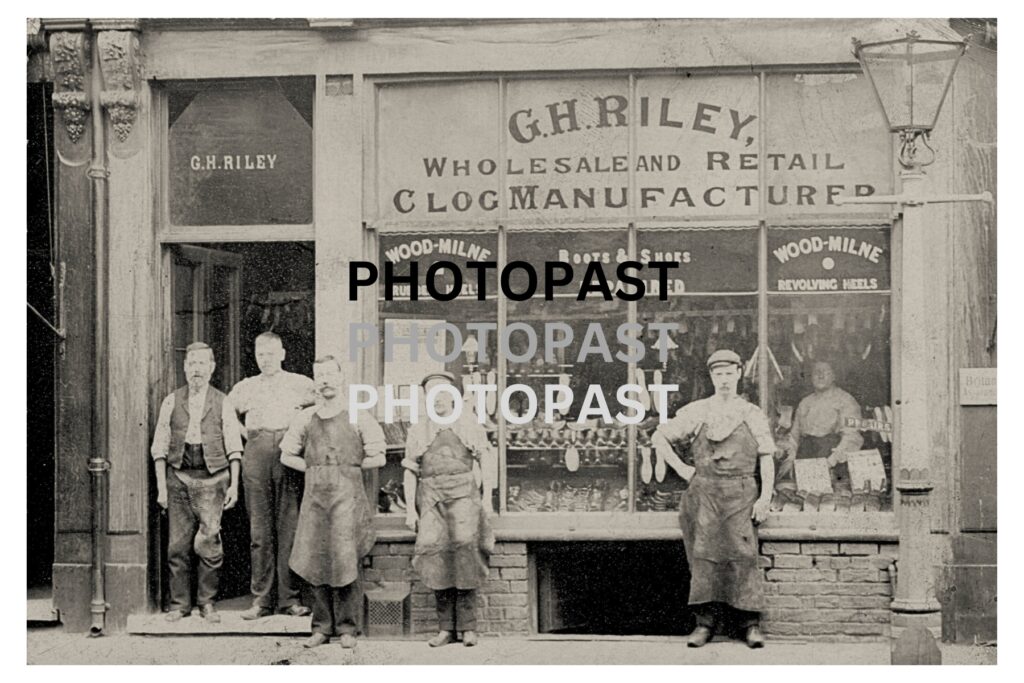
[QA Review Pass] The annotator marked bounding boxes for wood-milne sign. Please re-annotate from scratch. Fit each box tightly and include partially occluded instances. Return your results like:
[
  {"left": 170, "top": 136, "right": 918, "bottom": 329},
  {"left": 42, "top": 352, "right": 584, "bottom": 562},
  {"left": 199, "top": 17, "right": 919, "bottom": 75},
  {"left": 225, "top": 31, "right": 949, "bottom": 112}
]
[{"left": 375, "top": 73, "right": 891, "bottom": 222}]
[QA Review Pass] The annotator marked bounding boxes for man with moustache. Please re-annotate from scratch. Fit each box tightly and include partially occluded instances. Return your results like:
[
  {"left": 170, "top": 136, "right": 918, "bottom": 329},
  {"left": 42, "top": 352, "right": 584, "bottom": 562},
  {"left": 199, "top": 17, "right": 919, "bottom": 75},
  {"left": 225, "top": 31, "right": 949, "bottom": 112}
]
[
  {"left": 279, "top": 356, "right": 386, "bottom": 649},
  {"left": 229, "top": 332, "right": 316, "bottom": 619},
  {"left": 402, "top": 371, "right": 495, "bottom": 648},
  {"left": 653, "top": 349, "right": 775, "bottom": 649},
  {"left": 150, "top": 342, "right": 244, "bottom": 623}
]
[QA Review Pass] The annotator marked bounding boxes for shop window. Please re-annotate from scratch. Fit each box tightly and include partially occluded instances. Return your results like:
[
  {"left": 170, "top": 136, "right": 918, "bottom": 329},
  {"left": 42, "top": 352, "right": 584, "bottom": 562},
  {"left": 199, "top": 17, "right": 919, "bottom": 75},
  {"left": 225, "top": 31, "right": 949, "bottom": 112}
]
[
  {"left": 503, "top": 229, "right": 629, "bottom": 514},
  {"left": 765, "top": 73, "right": 893, "bottom": 215},
  {"left": 167, "top": 78, "right": 314, "bottom": 226},
  {"left": 374, "top": 232, "right": 500, "bottom": 516},
  {"left": 765, "top": 226, "right": 893, "bottom": 512},
  {"left": 635, "top": 227, "right": 759, "bottom": 511}
]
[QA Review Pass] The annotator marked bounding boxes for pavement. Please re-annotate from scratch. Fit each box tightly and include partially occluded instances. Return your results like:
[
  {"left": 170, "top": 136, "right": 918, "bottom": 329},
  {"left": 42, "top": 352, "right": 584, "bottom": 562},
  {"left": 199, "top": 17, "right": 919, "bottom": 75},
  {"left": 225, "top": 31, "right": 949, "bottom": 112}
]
[{"left": 27, "top": 625, "right": 997, "bottom": 665}]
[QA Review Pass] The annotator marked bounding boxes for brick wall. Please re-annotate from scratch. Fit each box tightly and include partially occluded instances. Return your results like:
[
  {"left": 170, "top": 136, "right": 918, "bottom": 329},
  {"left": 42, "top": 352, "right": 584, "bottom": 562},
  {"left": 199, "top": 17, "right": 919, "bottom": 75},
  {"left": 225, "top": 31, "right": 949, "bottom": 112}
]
[
  {"left": 368, "top": 539, "right": 898, "bottom": 641},
  {"left": 365, "top": 541, "right": 531, "bottom": 637},
  {"left": 760, "top": 541, "right": 898, "bottom": 642}
]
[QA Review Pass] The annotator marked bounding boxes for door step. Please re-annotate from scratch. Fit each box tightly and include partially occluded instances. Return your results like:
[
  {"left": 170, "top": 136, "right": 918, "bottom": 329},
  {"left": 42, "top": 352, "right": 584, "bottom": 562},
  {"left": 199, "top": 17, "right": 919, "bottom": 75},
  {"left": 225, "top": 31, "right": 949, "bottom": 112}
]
[{"left": 127, "top": 609, "right": 310, "bottom": 636}]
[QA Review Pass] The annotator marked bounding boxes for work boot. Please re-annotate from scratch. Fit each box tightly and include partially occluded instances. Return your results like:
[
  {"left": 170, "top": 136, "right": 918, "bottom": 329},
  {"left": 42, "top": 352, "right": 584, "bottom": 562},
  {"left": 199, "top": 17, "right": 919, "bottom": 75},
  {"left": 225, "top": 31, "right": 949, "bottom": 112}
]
[
  {"left": 303, "top": 632, "right": 329, "bottom": 648},
  {"left": 687, "top": 625, "right": 713, "bottom": 648},
  {"left": 462, "top": 630, "right": 478, "bottom": 647},
  {"left": 745, "top": 625, "right": 766, "bottom": 649},
  {"left": 428, "top": 630, "right": 455, "bottom": 647},
  {"left": 240, "top": 605, "right": 273, "bottom": 620},
  {"left": 198, "top": 603, "right": 220, "bottom": 623},
  {"left": 164, "top": 609, "right": 189, "bottom": 622},
  {"left": 338, "top": 633, "right": 357, "bottom": 649},
  {"left": 282, "top": 604, "right": 312, "bottom": 617}
]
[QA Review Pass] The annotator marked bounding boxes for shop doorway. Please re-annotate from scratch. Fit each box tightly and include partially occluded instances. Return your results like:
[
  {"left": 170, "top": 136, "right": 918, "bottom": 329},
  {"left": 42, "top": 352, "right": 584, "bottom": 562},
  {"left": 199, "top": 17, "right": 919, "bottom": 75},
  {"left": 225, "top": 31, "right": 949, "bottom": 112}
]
[
  {"left": 534, "top": 542, "right": 693, "bottom": 636},
  {"left": 159, "top": 241, "right": 315, "bottom": 606}
]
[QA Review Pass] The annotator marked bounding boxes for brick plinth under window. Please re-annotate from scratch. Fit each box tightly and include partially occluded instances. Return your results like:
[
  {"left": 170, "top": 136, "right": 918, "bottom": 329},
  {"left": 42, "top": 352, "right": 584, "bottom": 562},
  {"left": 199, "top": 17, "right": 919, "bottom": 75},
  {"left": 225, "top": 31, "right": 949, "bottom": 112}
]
[
  {"left": 365, "top": 542, "right": 531, "bottom": 637},
  {"left": 760, "top": 541, "right": 898, "bottom": 642}
]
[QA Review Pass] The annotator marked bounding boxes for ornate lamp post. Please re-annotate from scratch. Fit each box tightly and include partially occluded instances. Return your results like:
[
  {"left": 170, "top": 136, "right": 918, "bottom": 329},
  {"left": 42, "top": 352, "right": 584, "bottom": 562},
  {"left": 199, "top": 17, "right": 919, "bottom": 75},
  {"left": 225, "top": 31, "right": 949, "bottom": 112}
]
[{"left": 839, "top": 31, "right": 990, "bottom": 664}]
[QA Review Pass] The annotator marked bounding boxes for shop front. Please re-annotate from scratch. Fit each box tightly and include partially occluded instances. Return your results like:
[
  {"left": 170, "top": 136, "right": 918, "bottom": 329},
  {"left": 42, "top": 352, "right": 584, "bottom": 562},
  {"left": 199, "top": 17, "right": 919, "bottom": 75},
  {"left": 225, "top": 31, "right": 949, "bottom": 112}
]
[{"left": 36, "top": 19, "right": 995, "bottom": 644}]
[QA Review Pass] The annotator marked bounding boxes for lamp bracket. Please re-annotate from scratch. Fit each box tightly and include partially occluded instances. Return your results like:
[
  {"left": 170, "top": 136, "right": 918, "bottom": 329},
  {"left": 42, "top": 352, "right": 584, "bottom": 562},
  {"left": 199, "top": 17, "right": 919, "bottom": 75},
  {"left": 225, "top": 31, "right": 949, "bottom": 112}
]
[{"left": 834, "top": 191, "right": 993, "bottom": 207}]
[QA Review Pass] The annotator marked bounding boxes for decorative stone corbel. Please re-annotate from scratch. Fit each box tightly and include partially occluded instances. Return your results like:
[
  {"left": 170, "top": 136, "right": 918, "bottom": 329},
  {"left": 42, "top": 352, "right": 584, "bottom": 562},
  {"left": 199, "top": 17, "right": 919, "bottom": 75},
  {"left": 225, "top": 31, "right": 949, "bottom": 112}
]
[
  {"left": 49, "top": 32, "right": 90, "bottom": 144},
  {"left": 97, "top": 31, "right": 142, "bottom": 143}
]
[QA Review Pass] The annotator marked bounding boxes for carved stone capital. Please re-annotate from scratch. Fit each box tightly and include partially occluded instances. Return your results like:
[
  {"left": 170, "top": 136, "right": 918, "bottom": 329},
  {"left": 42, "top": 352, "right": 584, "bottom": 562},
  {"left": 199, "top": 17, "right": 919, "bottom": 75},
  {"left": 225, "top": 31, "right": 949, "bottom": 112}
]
[
  {"left": 97, "top": 30, "right": 143, "bottom": 143},
  {"left": 49, "top": 32, "right": 90, "bottom": 144}
]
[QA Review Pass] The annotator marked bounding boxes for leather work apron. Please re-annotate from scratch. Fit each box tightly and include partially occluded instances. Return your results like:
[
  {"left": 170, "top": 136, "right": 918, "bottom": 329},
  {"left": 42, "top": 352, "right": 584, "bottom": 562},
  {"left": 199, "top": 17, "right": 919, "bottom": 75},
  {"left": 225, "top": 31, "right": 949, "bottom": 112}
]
[
  {"left": 289, "top": 411, "right": 376, "bottom": 588},
  {"left": 679, "top": 421, "right": 766, "bottom": 612},
  {"left": 412, "top": 429, "right": 494, "bottom": 591}
]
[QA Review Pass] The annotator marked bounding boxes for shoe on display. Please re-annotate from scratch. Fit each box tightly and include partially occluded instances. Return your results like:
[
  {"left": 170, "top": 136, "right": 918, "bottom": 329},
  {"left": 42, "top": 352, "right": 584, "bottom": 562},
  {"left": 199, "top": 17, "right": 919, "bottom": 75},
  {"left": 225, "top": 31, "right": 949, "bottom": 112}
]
[
  {"left": 462, "top": 630, "right": 478, "bottom": 647},
  {"left": 745, "top": 625, "right": 766, "bottom": 648},
  {"left": 198, "top": 603, "right": 220, "bottom": 623},
  {"left": 338, "top": 634, "right": 357, "bottom": 649},
  {"left": 564, "top": 446, "right": 580, "bottom": 472},
  {"left": 640, "top": 446, "right": 653, "bottom": 484},
  {"left": 304, "top": 632, "right": 329, "bottom": 648},
  {"left": 687, "top": 626, "right": 712, "bottom": 647},
  {"left": 429, "top": 631, "right": 455, "bottom": 647},
  {"left": 240, "top": 605, "right": 273, "bottom": 620},
  {"left": 654, "top": 447, "right": 666, "bottom": 483}
]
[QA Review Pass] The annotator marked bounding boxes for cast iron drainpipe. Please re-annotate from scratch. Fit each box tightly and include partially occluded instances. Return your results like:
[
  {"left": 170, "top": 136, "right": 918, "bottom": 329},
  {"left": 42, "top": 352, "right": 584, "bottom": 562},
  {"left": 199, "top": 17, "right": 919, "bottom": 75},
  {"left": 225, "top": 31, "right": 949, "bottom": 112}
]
[{"left": 86, "top": 27, "right": 111, "bottom": 637}]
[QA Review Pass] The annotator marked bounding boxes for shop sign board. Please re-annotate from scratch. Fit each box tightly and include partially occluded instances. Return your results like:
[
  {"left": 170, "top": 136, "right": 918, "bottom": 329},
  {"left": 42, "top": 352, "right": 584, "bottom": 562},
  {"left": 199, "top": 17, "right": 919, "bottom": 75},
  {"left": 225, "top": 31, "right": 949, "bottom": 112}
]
[
  {"left": 959, "top": 368, "right": 997, "bottom": 405},
  {"left": 169, "top": 86, "right": 313, "bottom": 225},
  {"left": 767, "top": 226, "right": 891, "bottom": 293},
  {"left": 637, "top": 228, "right": 758, "bottom": 294},
  {"left": 375, "top": 73, "right": 891, "bottom": 222}
]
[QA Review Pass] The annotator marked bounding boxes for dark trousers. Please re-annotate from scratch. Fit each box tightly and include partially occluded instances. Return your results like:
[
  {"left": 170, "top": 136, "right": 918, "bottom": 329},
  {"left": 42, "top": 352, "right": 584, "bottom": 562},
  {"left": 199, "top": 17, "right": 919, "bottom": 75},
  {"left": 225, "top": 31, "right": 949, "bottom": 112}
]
[
  {"left": 243, "top": 429, "right": 304, "bottom": 609},
  {"left": 166, "top": 467, "right": 229, "bottom": 613},
  {"left": 693, "top": 601, "right": 759, "bottom": 634},
  {"left": 311, "top": 582, "right": 362, "bottom": 637},
  {"left": 435, "top": 588, "right": 478, "bottom": 632}
]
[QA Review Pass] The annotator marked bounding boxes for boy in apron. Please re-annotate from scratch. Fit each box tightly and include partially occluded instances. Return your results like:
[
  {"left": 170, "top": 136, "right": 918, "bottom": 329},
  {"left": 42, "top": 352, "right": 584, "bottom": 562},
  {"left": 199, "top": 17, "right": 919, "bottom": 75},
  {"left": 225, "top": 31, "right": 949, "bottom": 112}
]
[{"left": 403, "top": 371, "right": 496, "bottom": 647}]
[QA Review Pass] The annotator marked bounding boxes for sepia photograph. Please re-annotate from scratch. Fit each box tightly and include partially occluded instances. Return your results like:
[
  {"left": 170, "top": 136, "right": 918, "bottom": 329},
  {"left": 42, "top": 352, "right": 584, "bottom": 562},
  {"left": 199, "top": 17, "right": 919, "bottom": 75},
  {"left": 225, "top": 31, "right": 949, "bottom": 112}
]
[{"left": 23, "top": 13, "right": 998, "bottom": 666}]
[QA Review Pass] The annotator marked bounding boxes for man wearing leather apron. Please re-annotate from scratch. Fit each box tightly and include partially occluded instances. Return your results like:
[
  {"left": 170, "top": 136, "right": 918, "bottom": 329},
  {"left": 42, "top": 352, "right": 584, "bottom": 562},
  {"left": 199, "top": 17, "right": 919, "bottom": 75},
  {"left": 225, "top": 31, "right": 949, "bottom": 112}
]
[
  {"left": 279, "top": 355, "right": 386, "bottom": 649},
  {"left": 403, "top": 371, "right": 496, "bottom": 648},
  {"left": 780, "top": 360, "right": 863, "bottom": 494},
  {"left": 652, "top": 349, "right": 775, "bottom": 648}
]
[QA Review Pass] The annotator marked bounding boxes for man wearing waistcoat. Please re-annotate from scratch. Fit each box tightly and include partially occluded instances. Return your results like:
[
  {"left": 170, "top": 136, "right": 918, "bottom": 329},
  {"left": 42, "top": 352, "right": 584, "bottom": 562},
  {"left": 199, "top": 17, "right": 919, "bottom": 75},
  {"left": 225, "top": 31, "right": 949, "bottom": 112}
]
[{"left": 151, "top": 342, "right": 244, "bottom": 622}]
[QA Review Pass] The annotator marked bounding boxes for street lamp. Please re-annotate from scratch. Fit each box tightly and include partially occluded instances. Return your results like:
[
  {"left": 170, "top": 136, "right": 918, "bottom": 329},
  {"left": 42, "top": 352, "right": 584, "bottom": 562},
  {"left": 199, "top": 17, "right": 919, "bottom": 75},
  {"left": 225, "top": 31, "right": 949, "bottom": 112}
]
[
  {"left": 845, "top": 30, "right": 990, "bottom": 665},
  {"left": 853, "top": 31, "right": 970, "bottom": 170}
]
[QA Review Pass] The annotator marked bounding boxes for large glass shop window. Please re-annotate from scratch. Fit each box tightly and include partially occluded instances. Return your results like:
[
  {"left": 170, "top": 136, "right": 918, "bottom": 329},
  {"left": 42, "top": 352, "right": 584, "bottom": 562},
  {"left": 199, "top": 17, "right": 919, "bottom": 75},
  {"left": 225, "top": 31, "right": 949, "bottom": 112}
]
[
  {"left": 766, "top": 226, "right": 893, "bottom": 513},
  {"left": 504, "top": 229, "right": 628, "bottom": 513},
  {"left": 375, "top": 232, "right": 500, "bottom": 515},
  {"left": 635, "top": 227, "right": 759, "bottom": 512},
  {"left": 167, "top": 78, "right": 314, "bottom": 226}
]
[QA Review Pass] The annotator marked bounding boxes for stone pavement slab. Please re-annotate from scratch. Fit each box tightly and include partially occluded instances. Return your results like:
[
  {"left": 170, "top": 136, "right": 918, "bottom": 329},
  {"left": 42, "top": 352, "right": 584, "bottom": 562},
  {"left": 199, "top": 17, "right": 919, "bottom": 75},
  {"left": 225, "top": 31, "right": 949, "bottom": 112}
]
[{"left": 27, "top": 627, "right": 997, "bottom": 665}]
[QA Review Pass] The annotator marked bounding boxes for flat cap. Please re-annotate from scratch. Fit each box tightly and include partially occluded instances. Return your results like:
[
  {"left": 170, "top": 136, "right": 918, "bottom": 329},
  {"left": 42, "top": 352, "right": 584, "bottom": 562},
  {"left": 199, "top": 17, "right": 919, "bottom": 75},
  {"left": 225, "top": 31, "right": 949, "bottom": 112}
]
[
  {"left": 706, "top": 349, "right": 742, "bottom": 369},
  {"left": 420, "top": 370, "right": 457, "bottom": 388}
]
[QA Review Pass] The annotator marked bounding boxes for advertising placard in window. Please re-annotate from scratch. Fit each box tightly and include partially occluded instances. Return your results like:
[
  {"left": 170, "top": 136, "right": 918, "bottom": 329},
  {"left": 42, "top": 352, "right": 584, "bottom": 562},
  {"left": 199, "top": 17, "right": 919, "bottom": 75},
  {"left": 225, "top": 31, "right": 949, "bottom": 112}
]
[
  {"left": 168, "top": 80, "right": 313, "bottom": 225},
  {"left": 767, "top": 226, "right": 891, "bottom": 293}
]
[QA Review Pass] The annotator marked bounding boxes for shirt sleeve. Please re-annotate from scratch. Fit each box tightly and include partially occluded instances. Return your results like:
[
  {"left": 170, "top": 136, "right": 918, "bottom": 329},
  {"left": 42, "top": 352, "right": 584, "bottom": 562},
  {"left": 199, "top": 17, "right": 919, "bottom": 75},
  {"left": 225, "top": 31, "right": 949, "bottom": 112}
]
[
  {"left": 279, "top": 407, "right": 315, "bottom": 458},
  {"left": 221, "top": 395, "right": 244, "bottom": 460},
  {"left": 789, "top": 397, "right": 807, "bottom": 448},
  {"left": 355, "top": 412, "right": 387, "bottom": 461},
  {"left": 745, "top": 404, "right": 777, "bottom": 455},
  {"left": 402, "top": 423, "right": 430, "bottom": 473},
  {"left": 656, "top": 401, "right": 702, "bottom": 443},
  {"left": 149, "top": 394, "right": 175, "bottom": 461},
  {"left": 227, "top": 378, "right": 248, "bottom": 416}
]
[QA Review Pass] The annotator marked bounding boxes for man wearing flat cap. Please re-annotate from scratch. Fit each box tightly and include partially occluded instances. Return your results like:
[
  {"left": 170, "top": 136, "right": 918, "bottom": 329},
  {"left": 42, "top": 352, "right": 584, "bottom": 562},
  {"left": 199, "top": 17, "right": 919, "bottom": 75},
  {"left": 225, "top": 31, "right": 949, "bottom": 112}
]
[
  {"left": 653, "top": 349, "right": 776, "bottom": 649},
  {"left": 403, "top": 371, "right": 496, "bottom": 648}
]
